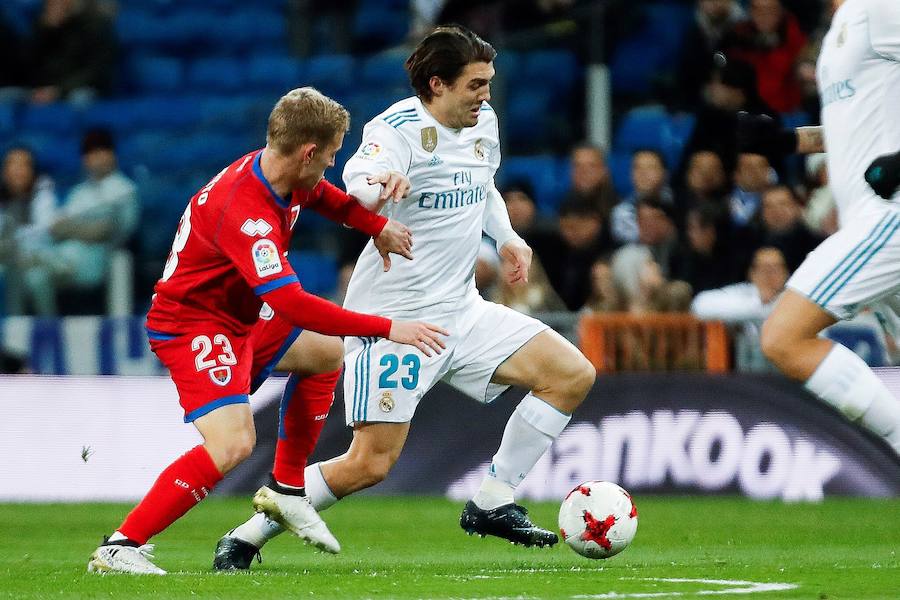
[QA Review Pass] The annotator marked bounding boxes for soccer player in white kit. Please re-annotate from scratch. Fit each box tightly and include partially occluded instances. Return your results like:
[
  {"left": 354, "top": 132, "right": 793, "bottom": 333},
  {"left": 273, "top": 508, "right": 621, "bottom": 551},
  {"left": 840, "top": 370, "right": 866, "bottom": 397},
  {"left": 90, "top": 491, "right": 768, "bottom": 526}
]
[
  {"left": 739, "top": 0, "right": 900, "bottom": 456},
  {"left": 217, "top": 26, "right": 595, "bottom": 563}
]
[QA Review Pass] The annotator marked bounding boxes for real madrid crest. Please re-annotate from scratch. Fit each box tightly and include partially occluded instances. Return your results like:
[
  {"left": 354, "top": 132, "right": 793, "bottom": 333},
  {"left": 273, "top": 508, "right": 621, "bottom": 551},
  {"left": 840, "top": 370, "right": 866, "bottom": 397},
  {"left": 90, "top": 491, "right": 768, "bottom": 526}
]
[
  {"left": 421, "top": 126, "right": 438, "bottom": 152},
  {"left": 474, "top": 138, "right": 485, "bottom": 161},
  {"left": 379, "top": 391, "right": 395, "bottom": 413}
]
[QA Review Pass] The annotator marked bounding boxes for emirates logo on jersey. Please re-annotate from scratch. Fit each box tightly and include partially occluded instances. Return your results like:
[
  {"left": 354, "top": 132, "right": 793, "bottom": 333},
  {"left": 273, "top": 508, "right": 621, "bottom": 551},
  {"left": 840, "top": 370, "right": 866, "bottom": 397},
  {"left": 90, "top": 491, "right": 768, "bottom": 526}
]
[{"left": 241, "top": 218, "right": 273, "bottom": 237}]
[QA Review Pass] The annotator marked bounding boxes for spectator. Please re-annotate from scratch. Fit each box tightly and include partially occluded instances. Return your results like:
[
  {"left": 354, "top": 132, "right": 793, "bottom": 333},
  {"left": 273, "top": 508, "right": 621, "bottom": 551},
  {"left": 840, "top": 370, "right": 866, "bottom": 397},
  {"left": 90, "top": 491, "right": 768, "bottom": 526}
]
[
  {"left": 28, "top": 0, "right": 117, "bottom": 103},
  {"left": 539, "top": 200, "right": 613, "bottom": 311},
  {"left": 582, "top": 256, "right": 622, "bottom": 313},
  {"left": 560, "top": 143, "right": 618, "bottom": 222},
  {"left": 491, "top": 255, "right": 566, "bottom": 316},
  {"left": 0, "top": 146, "right": 58, "bottom": 314},
  {"left": 20, "top": 129, "right": 139, "bottom": 315},
  {"left": 691, "top": 246, "right": 788, "bottom": 371},
  {"left": 635, "top": 196, "right": 679, "bottom": 278},
  {"left": 721, "top": 0, "right": 808, "bottom": 113},
  {"left": 611, "top": 244, "right": 692, "bottom": 314},
  {"left": 683, "top": 58, "right": 776, "bottom": 172},
  {"left": 802, "top": 153, "right": 837, "bottom": 237},
  {"left": 752, "top": 184, "right": 821, "bottom": 272},
  {"left": 678, "top": 149, "right": 730, "bottom": 212},
  {"left": 610, "top": 149, "right": 674, "bottom": 245},
  {"left": 728, "top": 152, "right": 775, "bottom": 228},
  {"left": 671, "top": 203, "right": 740, "bottom": 294},
  {"left": 672, "top": 0, "right": 746, "bottom": 110}
]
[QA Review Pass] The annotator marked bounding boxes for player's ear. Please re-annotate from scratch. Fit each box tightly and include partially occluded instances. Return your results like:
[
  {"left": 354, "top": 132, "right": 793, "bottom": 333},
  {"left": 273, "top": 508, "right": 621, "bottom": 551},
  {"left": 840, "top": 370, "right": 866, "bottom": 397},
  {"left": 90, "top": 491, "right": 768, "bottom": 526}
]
[
  {"left": 429, "top": 75, "right": 444, "bottom": 98},
  {"left": 298, "top": 142, "right": 317, "bottom": 165}
]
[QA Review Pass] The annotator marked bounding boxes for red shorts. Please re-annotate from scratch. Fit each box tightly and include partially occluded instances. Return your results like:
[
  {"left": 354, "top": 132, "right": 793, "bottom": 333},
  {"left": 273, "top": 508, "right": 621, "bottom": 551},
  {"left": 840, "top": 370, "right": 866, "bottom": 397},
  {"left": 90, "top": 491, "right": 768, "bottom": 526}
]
[{"left": 148, "top": 314, "right": 302, "bottom": 422}]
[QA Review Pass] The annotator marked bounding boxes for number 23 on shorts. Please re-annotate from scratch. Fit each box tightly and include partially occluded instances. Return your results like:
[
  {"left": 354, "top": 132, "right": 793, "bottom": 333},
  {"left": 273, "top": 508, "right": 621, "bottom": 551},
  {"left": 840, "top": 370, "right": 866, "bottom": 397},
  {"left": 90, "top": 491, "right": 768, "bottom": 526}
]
[{"left": 379, "top": 353, "right": 420, "bottom": 390}]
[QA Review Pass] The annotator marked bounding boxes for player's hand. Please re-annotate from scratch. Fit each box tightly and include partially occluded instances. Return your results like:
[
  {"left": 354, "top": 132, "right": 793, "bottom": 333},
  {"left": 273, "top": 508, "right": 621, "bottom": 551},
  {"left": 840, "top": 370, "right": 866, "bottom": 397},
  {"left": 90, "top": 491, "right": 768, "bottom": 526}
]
[
  {"left": 388, "top": 321, "right": 449, "bottom": 357},
  {"left": 736, "top": 111, "right": 796, "bottom": 157},
  {"left": 374, "top": 219, "right": 413, "bottom": 272},
  {"left": 864, "top": 151, "right": 900, "bottom": 200},
  {"left": 367, "top": 171, "right": 411, "bottom": 203},
  {"left": 499, "top": 238, "right": 532, "bottom": 285}
]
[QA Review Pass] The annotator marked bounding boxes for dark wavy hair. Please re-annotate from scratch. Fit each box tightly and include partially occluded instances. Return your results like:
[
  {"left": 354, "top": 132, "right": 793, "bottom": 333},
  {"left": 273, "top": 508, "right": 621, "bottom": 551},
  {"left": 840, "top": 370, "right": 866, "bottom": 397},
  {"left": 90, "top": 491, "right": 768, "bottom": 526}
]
[{"left": 405, "top": 25, "right": 497, "bottom": 102}]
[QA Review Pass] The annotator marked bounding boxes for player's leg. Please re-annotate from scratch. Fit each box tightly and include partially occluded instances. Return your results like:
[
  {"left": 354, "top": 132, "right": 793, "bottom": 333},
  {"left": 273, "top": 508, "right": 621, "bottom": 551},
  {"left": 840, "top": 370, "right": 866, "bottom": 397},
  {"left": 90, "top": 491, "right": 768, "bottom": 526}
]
[
  {"left": 761, "top": 291, "right": 900, "bottom": 454},
  {"left": 216, "top": 325, "right": 342, "bottom": 568},
  {"left": 90, "top": 330, "right": 255, "bottom": 575},
  {"left": 90, "top": 404, "right": 254, "bottom": 575},
  {"left": 761, "top": 215, "right": 900, "bottom": 455},
  {"left": 459, "top": 326, "right": 595, "bottom": 547}
]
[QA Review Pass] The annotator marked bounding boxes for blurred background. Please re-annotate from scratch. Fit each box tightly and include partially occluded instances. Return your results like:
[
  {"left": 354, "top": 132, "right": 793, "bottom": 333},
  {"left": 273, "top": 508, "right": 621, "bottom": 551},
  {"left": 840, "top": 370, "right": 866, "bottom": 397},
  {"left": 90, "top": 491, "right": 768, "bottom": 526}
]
[{"left": 1, "top": 0, "right": 897, "bottom": 502}]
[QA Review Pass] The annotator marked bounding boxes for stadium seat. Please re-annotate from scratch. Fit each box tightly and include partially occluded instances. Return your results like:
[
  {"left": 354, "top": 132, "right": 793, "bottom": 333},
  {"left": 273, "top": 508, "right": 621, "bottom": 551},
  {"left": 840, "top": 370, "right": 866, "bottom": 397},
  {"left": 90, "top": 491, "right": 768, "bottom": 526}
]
[
  {"left": 359, "top": 53, "right": 411, "bottom": 93},
  {"left": 608, "top": 150, "right": 633, "bottom": 198},
  {"left": 20, "top": 103, "right": 79, "bottom": 134},
  {"left": 504, "top": 89, "right": 554, "bottom": 149},
  {"left": 289, "top": 251, "right": 338, "bottom": 296},
  {"left": 226, "top": 10, "right": 287, "bottom": 51},
  {"left": 0, "top": 102, "right": 15, "bottom": 139},
  {"left": 16, "top": 133, "right": 81, "bottom": 177},
  {"left": 614, "top": 106, "right": 670, "bottom": 153},
  {"left": 521, "top": 50, "right": 580, "bottom": 92},
  {"left": 352, "top": 7, "right": 409, "bottom": 51},
  {"left": 246, "top": 55, "right": 304, "bottom": 93},
  {"left": 129, "top": 96, "right": 204, "bottom": 129},
  {"left": 187, "top": 58, "right": 246, "bottom": 93},
  {"left": 130, "top": 56, "right": 184, "bottom": 93},
  {"left": 303, "top": 54, "right": 356, "bottom": 98},
  {"left": 497, "top": 155, "right": 566, "bottom": 215},
  {"left": 80, "top": 100, "right": 140, "bottom": 135}
]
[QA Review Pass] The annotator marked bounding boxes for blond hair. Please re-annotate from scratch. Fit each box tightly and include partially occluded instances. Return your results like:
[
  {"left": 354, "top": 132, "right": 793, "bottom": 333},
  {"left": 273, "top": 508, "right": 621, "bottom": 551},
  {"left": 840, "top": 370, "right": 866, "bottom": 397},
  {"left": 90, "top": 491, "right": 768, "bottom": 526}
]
[{"left": 266, "top": 87, "right": 350, "bottom": 154}]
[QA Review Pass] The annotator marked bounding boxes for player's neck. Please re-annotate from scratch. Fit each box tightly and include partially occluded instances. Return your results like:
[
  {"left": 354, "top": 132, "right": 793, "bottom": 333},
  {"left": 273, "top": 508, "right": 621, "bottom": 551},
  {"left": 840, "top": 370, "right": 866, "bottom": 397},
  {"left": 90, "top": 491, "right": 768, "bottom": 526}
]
[
  {"left": 259, "top": 148, "right": 293, "bottom": 198},
  {"left": 421, "top": 99, "right": 462, "bottom": 133}
]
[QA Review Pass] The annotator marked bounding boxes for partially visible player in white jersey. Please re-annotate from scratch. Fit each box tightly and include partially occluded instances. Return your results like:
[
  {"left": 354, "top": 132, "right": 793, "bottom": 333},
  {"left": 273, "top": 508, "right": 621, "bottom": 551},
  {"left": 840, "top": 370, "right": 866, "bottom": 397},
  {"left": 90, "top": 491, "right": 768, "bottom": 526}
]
[
  {"left": 221, "top": 25, "right": 595, "bottom": 557},
  {"left": 737, "top": 0, "right": 900, "bottom": 456}
]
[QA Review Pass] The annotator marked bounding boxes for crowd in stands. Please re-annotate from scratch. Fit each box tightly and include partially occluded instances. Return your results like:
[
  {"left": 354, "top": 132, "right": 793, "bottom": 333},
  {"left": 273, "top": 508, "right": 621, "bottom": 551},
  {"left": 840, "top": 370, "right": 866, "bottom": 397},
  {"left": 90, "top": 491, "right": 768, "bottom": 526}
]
[{"left": 1, "top": 0, "right": 883, "bottom": 369}]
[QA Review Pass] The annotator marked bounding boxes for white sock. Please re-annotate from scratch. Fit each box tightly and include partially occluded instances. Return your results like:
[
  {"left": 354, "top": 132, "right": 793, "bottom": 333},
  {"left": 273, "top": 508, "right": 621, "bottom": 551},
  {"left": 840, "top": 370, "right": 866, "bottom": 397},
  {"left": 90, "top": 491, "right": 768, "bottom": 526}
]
[
  {"left": 473, "top": 393, "right": 572, "bottom": 510},
  {"left": 304, "top": 462, "right": 339, "bottom": 511},
  {"left": 230, "top": 512, "right": 284, "bottom": 548},
  {"left": 806, "top": 343, "right": 900, "bottom": 454}
]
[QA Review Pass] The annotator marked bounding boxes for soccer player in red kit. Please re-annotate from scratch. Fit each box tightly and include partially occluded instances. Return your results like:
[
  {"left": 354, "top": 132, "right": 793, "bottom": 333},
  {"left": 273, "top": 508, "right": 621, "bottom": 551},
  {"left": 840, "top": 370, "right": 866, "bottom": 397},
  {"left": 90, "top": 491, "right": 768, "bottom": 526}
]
[{"left": 88, "top": 88, "right": 447, "bottom": 575}]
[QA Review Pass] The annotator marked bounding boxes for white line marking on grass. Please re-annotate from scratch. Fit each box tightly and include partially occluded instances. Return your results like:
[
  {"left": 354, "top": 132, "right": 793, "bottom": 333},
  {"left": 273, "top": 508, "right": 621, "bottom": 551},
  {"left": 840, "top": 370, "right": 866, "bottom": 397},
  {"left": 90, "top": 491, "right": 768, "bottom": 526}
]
[{"left": 572, "top": 578, "right": 798, "bottom": 598}]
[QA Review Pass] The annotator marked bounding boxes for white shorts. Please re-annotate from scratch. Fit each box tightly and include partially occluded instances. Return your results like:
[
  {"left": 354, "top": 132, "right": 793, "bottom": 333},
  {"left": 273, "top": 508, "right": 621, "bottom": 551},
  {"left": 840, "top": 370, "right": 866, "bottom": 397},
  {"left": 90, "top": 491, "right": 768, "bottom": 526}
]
[
  {"left": 342, "top": 298, "right": 548, "bottom": 425},
  {"left": 787, "top": 209, "right": 900, "bottom": 320}
]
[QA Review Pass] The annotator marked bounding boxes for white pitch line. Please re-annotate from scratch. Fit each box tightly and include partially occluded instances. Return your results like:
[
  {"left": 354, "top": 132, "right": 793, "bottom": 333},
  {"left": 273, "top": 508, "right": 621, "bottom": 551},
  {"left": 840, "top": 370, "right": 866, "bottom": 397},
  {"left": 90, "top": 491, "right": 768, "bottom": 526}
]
[{"left": 572, "top": 578, "right": 798, "bottom": 598}]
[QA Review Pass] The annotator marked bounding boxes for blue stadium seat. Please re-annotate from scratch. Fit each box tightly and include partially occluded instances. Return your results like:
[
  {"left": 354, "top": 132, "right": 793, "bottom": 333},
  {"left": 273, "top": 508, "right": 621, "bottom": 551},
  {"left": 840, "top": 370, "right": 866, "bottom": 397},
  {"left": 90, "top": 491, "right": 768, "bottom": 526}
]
[
  {"left": 497, "top": 155, "right": 566, "bottom": 215},
  {"left": 614, "top": 106, "right": 670, "bottom": 153},
  {"left": 289, "top": 251, "right": 338, "bottom": 296},
  {"left": 131, "top": 56, "right": 184, "bottom": 93},
  {"left": 504, "top": 89, "right": 554, "bottom": 149},
  {"left": 303, "top": 54, "right": 356, "bottom": 98},
  {"left": 493, "top": 49, "right": 521, "bottom": 81},
  {"left": 359, "top": 53, "right": 410, "bottom": 93},
  {"left": 608, "top": 150, "right": 633, "bottom": 198},
  {"left": 187, "top": 58, "right": 246, "bottom": 93},
  {"left": 130, "top": 96, "right": 205, "bottom": 129},
  {"left": 246, "top": 55, "right": 304, "bottom": 93},
  {"left": 352, "top": 7, "right": 409, "bottom": 50},
  {"left": 17, "top": 133, "right": 81, "bottom": 177},
  {"left": 80, "top": 100, "right": 139, "bottom": 134},
  {"left": 20, "top": 103, "right": 79, "bottom": 134},
  {"left": 0, "top": 102, "right": 15, "bottom": 138},
  {"left": 220, "top": 10, "right": 287, "bottom": 51},
  {"left": 521, "top": 50, "right": 580, "bottom": 92},
  {"left": 116, "top": 10, "right": 175, "bottom": 49}
]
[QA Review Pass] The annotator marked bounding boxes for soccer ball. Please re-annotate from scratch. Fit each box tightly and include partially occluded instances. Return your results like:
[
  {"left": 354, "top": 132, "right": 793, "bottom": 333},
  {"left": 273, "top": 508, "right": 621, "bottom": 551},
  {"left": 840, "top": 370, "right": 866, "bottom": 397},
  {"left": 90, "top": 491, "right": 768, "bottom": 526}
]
[{"left": 558, "top": 481, "right": 638, "bottom": 559}]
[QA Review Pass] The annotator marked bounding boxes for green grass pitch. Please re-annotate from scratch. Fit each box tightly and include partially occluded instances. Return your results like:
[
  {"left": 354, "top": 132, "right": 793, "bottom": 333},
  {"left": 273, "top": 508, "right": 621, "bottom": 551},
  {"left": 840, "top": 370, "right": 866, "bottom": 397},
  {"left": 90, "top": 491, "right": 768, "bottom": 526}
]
[{"left": 0, "top": 496, "right": 897, "bottom": 599}]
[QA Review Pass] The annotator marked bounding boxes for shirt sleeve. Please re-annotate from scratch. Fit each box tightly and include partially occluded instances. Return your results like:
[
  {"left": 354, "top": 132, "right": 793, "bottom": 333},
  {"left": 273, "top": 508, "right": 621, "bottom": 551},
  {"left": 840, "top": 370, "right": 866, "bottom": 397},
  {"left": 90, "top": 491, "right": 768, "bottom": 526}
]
[
  {"left": 482, "top": 179, "right": 522, "bottom": 250},
  {"left": 342, "top": 119, "right": 413, "bottom": 210},
  {"left": 869, "top": 0, "right": 900, "bottom": 61},
  {"left": 213, "top": 192, "right": 299, "bottom": 296},
  {"left": 307, "top": 179, "right": 388, "bottom": 237}
]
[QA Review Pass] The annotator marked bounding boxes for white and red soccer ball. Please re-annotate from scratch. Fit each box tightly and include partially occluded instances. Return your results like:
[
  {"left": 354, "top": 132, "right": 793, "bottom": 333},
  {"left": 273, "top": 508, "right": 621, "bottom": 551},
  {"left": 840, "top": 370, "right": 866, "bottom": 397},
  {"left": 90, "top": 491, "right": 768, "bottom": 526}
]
[{"left": 558, "top": 481, "right": 638, "bottom": 559}]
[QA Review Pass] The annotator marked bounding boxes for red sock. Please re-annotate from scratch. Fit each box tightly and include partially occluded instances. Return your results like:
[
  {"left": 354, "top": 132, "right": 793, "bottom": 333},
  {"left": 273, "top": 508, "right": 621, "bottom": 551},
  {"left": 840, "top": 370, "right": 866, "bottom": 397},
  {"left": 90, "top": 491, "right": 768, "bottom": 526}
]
[
  {"left": 272, "top": 369, "right": 339, "bottom": 488},
  {"left": 118, "top": 445, "right": 222, "bottom": 544}
]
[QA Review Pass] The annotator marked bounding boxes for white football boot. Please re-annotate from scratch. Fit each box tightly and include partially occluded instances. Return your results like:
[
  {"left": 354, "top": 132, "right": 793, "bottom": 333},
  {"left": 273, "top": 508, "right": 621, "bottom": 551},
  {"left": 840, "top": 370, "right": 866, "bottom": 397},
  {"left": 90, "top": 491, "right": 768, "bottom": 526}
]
[
  {"left": 88, "top": 542, "right": 166, "bottom": 575},
  {"left": 252, "top": 485, "right": 340, "bottom": 553}
]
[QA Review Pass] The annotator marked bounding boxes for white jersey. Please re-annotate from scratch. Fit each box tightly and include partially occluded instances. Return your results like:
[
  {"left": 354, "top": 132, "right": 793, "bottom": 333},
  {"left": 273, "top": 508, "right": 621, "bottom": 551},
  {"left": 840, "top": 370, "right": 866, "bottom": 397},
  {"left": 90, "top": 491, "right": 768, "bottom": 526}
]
[
  {"left": 342, "top": 96, "right": 501, "bottom": 316},
  {"left": 817, "top": 0, "right": 900, "bottom": 224}
]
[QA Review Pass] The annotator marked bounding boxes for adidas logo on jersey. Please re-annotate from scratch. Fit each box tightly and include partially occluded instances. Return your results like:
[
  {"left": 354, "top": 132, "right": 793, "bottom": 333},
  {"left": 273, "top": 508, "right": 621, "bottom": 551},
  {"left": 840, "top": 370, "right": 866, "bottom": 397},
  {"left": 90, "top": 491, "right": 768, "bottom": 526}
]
[
  {"left": 241, "top": 218, "right": 273, "bottom": 237},
  {"left": 427, "top": 155, "right": 444, "bottom": 167}
]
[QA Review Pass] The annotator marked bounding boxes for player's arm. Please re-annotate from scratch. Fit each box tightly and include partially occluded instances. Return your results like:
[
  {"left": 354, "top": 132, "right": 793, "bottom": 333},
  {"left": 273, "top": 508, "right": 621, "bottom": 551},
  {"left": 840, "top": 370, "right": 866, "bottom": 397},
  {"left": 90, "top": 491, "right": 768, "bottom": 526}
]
[
  {"left": 483, "top": 179, "right": 531, "bottom": 285},
  {"left": 310, "top": 179, "right": 414, "bottom": 271},
  {"left": 343, "top": 120, "right": 412, "bottom": 213},
  {"left": 215, "top": 205, "right": 447, "bottom": 354},
  {"left": 736, "top": 112, "right": 824, "bottom": 156}
]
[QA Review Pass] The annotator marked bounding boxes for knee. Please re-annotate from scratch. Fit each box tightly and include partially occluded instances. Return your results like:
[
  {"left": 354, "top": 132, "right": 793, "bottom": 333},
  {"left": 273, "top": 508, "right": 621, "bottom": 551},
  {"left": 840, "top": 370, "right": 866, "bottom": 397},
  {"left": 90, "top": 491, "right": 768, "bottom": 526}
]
[
  {"left": 210, "top": 428, "right": 256, "bottom": 473},
  {"left": 760, "top": 319, "right": 791, "bottom": 366},
  {"left": 543, "top": 354, "right": 595, "bottom": 409},
  {"left": 321, "top": 337, "right": 344, "bottom": 373}
]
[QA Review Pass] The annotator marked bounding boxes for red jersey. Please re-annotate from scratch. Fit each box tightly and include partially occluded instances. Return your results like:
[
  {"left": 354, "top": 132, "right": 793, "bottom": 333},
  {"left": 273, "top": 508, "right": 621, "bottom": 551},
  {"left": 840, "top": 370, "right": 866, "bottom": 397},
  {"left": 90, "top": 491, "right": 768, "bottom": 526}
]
[{"left": 147, "top": 149, "right": 388, "bottom": 337}]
